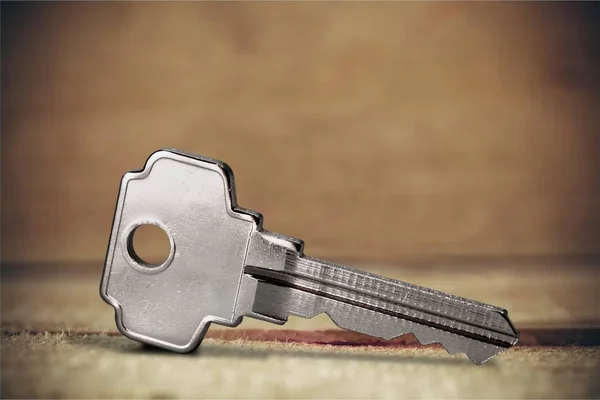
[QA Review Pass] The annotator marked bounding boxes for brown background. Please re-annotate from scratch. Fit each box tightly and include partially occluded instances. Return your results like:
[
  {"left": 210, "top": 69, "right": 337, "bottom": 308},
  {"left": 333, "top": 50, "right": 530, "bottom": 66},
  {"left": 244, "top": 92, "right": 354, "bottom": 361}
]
[
  {"left": 2, "top": 2, "right": 599, "bottom": 265},
  {"left": 2, "top": 4, "right": 600, "bottom": 398}
]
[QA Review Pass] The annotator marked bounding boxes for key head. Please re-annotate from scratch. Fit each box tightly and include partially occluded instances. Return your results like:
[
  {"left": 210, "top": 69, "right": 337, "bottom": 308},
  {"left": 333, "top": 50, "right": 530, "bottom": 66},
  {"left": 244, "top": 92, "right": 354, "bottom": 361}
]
[{"left": 100, "top": 149, "right": 260, "bottom": 352}]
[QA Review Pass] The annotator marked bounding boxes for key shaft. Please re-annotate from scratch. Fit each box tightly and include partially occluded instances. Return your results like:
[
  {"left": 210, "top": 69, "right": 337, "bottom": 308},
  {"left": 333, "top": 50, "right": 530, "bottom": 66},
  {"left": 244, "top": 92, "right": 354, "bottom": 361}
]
[{"left": 244, "top": 250, "right": 518, "bottom": 364}]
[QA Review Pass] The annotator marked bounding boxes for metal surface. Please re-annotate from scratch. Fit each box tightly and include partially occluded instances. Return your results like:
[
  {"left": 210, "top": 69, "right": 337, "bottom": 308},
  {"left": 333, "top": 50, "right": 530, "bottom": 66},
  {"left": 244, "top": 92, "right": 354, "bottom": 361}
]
[{"left": 100, "top": 149, "right": 519, "bottom": 364}]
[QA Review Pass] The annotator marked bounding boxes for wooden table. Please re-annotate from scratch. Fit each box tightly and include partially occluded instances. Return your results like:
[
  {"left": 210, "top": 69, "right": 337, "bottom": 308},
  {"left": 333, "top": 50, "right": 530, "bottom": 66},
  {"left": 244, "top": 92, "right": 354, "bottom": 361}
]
[{"left": 2, "top": 261, "right": 599, "bottom": 398}]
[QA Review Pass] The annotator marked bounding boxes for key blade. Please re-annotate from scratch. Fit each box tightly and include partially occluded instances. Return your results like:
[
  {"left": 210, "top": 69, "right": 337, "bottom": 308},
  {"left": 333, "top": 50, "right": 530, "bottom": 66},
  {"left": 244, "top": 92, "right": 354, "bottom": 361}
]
[
  {"left": 251, "top": 283, "right": 510, "bottom": 364},
  {"left": 246, "top": 253, "right": 519, "bottom": 364}
]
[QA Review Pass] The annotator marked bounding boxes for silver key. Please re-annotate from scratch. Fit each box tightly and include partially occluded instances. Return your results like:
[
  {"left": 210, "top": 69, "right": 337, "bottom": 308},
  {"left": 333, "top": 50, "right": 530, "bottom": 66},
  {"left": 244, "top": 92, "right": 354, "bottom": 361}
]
[{"left": 100, "top": 149, "right": 519, "bottom": 364}]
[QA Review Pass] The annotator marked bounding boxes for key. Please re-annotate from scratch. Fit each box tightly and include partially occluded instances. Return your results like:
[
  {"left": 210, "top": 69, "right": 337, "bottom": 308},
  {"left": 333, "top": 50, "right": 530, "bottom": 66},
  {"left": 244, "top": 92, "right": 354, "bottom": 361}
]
[{"left": 100, "top": 149, "right": 519, "bottom": 364}]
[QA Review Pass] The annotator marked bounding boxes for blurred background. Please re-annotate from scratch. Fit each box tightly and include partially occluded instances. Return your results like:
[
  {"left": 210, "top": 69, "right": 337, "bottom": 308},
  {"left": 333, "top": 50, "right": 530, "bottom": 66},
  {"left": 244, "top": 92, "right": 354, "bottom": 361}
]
[
  {"left": 2, "top": 3, "right": 600, "bottom": 398},
  {"left": 1, "top": 1, "right": 599, "bottom": 266}
]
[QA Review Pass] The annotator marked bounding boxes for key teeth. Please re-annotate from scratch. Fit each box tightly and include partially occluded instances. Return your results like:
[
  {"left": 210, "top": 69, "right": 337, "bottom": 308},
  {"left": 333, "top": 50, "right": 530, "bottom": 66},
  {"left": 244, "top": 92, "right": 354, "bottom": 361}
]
[
  {"left": 323, "top": 308, "right": 508, "bottom": 365},
  {"left": 396, "top": 324, "right": 502, "bottom": 364}
]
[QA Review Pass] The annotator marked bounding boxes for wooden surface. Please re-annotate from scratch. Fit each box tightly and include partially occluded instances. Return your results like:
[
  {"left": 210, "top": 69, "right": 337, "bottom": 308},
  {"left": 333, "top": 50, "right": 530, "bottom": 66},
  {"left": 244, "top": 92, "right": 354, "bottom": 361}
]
[
  {"left": 2, "top": 263, "right": 600, "bottom": 399},
  {"left": 2, "top": 334, "right": 599, "bottom": 399},
  {"left": 2, "top": 2, "right": 600, "bottom": 265}
]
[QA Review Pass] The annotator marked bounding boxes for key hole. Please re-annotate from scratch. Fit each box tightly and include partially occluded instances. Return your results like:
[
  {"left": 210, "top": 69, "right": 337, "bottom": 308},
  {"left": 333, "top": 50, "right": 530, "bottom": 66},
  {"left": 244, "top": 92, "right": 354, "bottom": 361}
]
[{"left": 127, "top": 224, "right": 172, "bottom": 268}]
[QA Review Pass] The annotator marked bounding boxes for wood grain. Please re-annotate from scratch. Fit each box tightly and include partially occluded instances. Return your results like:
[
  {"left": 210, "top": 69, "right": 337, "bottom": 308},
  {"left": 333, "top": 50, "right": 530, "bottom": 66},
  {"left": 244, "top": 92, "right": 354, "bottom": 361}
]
[
  {"left": 2, "top": 333, "right": 599, "bottom": 399},
  {"left": 2, "top": 2, "right": 599, "bottom": 264},
  {"left": 3, "top": 260, "right": 600, "bottom": 398},
  {"left": 4, "top": 328, "right": 599, "bottom": 347}
]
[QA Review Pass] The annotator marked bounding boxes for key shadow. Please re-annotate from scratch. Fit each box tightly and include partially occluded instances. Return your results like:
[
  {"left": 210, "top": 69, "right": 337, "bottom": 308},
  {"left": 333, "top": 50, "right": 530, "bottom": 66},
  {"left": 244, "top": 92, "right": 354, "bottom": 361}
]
[{"left": 89, "top": 335, "right": 497, "bottom": 367}]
